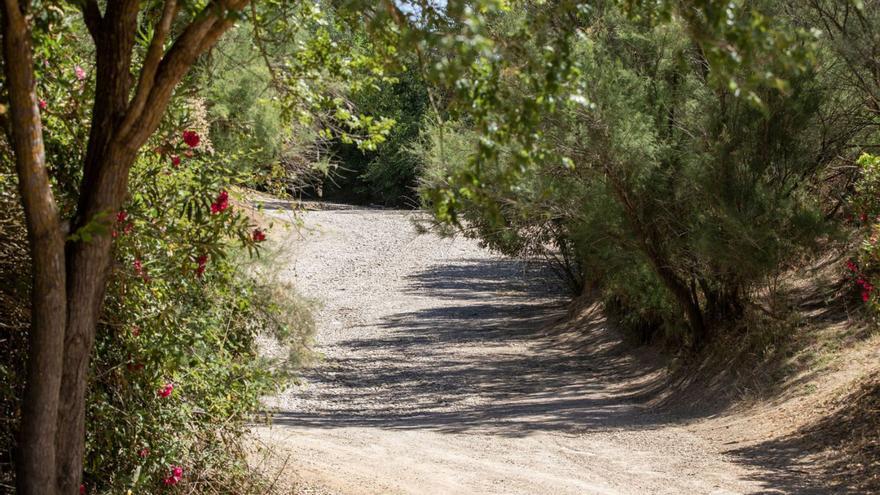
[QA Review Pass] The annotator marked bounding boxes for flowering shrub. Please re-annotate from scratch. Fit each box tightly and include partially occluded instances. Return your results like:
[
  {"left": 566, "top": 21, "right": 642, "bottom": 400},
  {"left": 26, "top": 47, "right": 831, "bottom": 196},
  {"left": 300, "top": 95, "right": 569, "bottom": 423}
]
[
  {"left": 849, "top": 153, "right": 880, "bottom": 314},
  {"left": 164, "top": 465, "right": 184, "bottom": 486},
  {"left": 78, "top": 124, "right": 315, "bottom": 492},
  {"left": 1, "top": 12, "right": 315, "bottom": 493}
]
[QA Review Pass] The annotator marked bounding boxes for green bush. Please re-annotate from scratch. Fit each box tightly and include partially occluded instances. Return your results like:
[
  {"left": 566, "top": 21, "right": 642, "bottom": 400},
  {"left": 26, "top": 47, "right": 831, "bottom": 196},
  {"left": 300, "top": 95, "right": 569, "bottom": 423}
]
[
  {"left": 204, "top": 28, "right": 288, "bottom": 174},
  {"left": 328, "top": 63, "right": 429, "bottom": 206},
  {"left": 82, "top": 145, "right": 314, "bottom": 492},
  {"left": 418, "top": 5, "right": 840, "bottom": 347}
]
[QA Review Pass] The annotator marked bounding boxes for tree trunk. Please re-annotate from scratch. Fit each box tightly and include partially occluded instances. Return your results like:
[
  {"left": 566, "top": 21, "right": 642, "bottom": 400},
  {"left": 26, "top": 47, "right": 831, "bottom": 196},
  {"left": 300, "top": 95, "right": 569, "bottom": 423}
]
[
  {"left": 56, "top": 146, "right": 137, "bottom": 494},
  {"left": 53, "top": 2, "right": 140, "bottom": 488},
  {"left": 603, "top": 169, "right": 709, "bottom": 346},
  {"left": 1, "top": 2, "right": 68, "bottom": 494},
  {"left": 54, "top": 221, "right": 116, "bottom": 495},
  {"left": 648, "top": 255, "right": 708, "bottom": 346}
]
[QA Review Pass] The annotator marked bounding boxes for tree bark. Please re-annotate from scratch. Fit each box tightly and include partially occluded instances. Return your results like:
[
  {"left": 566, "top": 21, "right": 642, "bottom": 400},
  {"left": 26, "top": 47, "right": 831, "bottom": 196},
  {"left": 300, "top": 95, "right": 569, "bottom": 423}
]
[
  {"left": 56, "top": 150, "right": 136, "bottom": 494},
  {"left": 54, "top": 2, "right": 141, "bottom": 489},
  {"left": 1, "top": 1, "right": 67, "bottom": 493}
]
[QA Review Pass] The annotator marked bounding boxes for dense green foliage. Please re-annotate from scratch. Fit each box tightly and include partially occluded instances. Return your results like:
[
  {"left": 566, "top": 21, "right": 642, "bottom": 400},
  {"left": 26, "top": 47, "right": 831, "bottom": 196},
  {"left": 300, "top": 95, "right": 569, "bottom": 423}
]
[
  {"left": 203, "top": 28, "right": 289, "bottom": 174},
  {"left": 328, "top": 63, "right": 429, "bottom": 205},
  {"left": 416, "top": 1, "right": 878, "bottom": 346}
]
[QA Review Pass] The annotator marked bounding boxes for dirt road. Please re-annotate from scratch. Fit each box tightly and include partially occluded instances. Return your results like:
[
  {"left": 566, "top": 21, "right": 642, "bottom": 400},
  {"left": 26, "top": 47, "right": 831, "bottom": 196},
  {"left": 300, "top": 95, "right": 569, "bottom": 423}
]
[{"left": 254, "top": 205, "right": 774, "bottom": 495}]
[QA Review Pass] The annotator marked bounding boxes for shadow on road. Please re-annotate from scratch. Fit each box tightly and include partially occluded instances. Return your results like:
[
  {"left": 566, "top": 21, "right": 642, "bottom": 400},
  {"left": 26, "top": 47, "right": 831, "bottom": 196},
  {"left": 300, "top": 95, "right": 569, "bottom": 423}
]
[
  {"left": 268, "top": 255, "right": 856, "bottom": 494},
  {"left": 273, "top": 258, "right": 674, "bottom": 437}
]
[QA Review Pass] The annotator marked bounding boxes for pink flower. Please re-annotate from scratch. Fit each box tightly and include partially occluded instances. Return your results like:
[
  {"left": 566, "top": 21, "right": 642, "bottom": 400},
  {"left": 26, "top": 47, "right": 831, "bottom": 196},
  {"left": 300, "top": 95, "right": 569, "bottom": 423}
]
[
  {"left": 133, "top": 259, "right": 151, "bottom": 282},
  {"left": 863, "top": 291, "right": 871, "bottom": 302},
  {"left": 182, "top": 130, "right": 200, "bottom": 148},
  {"left": 138, "top": 447, "right": 150, "bottom": 458},
  {"left": 846, "top": 260, "right": 858, "bottom": 272},
  {"left": 210, "top": 190, "right": 229, "bottom": 215},
  {"left": 196, "top": 254, "right": 208, "bottom": 277},
  {"left": 170, "top": 155, "right": 181, "bottom": 168},
  {"left": 252, "top": 229, "right": 266, "bottom": 242},
  {"left": 157, "top": 382, "right": 174, "bottom": 398},
  {"left": 855, "top": 278, "right": 874, "bottom": 292},
  {"left": 79, "top": 484, "right": 86, "bottom": 495},
  {"left": 164, "top": 465, "right": 184, "bottom": 485},
  {"left": 38, "top": 99, "right": 47, "bottom": 111},
  {"left": 74, "top": 65, "right": 86, "bottom": 81},
  {"left": 117, "top": 210, "right": 128, "bottom": 223}
]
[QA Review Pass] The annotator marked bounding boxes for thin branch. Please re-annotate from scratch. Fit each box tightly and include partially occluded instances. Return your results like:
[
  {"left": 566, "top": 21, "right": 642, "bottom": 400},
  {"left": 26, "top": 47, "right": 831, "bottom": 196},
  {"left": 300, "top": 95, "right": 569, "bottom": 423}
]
[
  {"left": 118, "top": 0, "right": 178, "bottom": 136},
  {"left": 249, "top": 1, "right": 284, "bottom": 91}
]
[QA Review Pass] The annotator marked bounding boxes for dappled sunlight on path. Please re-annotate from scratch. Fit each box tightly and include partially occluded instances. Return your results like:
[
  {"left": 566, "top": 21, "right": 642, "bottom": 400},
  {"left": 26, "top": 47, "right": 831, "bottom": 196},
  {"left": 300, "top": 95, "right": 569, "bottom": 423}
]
[{"left": 255, "top": 205, "right": 776, "bottom": 495}]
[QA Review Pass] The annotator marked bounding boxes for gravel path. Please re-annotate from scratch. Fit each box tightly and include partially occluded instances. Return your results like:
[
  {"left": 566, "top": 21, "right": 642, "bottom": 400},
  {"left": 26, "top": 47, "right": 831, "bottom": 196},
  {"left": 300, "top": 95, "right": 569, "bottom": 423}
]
[{"left": 253, "top": 204, "right": 770, "bottom": 495}]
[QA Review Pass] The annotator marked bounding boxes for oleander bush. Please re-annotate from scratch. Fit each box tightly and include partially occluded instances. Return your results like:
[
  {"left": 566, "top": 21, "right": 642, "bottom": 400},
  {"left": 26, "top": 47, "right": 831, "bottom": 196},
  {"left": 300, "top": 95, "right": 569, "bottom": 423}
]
[
  {"left": 1, "top": 104, "right": 316, "bottom": 495},
  {"left": 847, "top": 153, "right": 880, "bottom": 315},
  {"left": 0, "top": 10, "right": 314, "bottom": 493}
]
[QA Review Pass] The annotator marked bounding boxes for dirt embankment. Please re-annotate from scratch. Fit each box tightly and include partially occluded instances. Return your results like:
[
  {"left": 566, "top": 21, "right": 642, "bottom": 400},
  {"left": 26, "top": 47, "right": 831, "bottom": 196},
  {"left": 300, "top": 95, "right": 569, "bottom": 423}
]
[{"left": 251, "top": 203, "right": 879, "bottom": 494}]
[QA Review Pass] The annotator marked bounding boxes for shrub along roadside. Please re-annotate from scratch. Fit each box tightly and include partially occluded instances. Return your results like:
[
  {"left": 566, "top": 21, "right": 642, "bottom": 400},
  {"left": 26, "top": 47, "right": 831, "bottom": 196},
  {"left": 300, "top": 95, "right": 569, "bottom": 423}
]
[
  {"left": 1, "top": 127, "right": 316, "bottom": 493},
  {"left": 848, "top": 153, "right": 880, "bottom": 314},
  {"left": 84, "top": 143, "right": 315, "bottom": 492},
  {"left": 417, "top": 3, "right": 871, "bottom": 348},
  {"left": 0, "top": 14, "right": 315, "bottom": 490}
]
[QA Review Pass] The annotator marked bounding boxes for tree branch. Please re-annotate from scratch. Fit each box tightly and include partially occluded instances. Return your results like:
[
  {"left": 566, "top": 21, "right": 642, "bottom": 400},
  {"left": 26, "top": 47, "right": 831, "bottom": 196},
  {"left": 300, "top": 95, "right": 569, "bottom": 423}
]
[
  {"left": 76, "top": 0, "right": 139, "bottom": 214},
  {"left": 250, "top": 1, "right": 284, "bottom": 91},
  {"left": 118, "top": 0, "right": 178, "bottom": 135},
  {"left": 76, "top": 0, "right": 102, "bottom": 41},
  {"left": 119, "top": 0, "right": 250, "bottom": 147}
]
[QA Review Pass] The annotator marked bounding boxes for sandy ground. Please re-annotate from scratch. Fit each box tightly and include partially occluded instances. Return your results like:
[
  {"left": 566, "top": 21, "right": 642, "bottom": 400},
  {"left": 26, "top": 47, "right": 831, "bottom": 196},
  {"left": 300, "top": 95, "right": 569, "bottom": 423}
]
[{"left": 252, "top": 204, "right": 789, "bottom": 495}]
